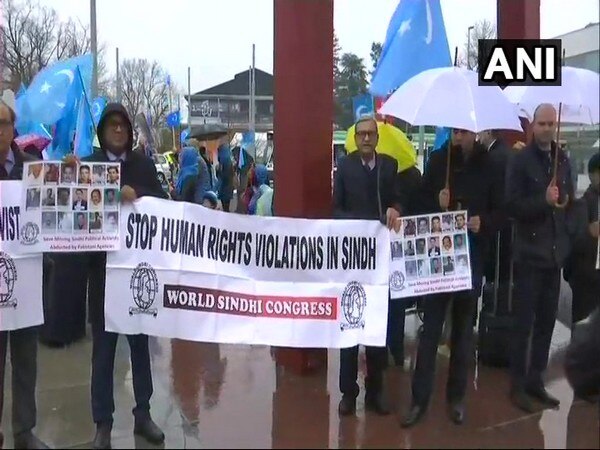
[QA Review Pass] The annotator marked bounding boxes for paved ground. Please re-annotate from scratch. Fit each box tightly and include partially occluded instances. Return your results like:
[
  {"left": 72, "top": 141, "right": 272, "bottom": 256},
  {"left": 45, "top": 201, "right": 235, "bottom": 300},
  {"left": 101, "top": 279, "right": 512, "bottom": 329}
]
[{"left": 2, "top": 283, "right": 598, "bottom": 449}]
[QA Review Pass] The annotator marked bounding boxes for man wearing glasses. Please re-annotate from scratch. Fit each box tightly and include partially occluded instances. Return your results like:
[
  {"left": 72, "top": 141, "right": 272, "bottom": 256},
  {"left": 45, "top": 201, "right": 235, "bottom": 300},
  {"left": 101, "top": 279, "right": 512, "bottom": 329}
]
[{"left": 333, "top": 116, "right": 403, "bottom": 417}]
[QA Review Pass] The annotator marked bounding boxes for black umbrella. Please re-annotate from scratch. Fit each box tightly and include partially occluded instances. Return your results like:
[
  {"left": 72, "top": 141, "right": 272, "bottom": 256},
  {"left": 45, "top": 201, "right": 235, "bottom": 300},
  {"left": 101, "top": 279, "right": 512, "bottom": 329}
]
[{"left": 189, "top": 123, "right": 229, "bottom": 141}]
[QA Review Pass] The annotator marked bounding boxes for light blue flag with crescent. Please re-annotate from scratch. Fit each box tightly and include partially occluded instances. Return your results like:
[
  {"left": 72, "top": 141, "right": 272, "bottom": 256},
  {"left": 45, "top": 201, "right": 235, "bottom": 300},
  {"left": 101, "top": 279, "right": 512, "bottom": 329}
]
[
  {"left": 25, "top": 53, "right": 93, "bottom": 125},
  {"left": 352, "top": 94, "right": 375, "bottom": 121},
  {"left": 370, "top": 0, "right": 451, "bottom": 97},
  {"left": 50, "top": 67, "right": 86, "bottom": 158},
  {"left": 90, "top": 97, "right": 107, "bottom": 126}
]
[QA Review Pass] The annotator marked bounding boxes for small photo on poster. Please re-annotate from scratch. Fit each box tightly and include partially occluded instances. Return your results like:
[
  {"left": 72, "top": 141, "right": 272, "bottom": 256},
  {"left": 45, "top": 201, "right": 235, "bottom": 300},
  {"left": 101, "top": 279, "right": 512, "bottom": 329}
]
[
  {"left": 403, "top": 218, "right": 416, "bottom": 237},
  {"left": 90, "top": 188, "right": 103, "bottom": 210},
  {"left": 43, "top": 163, "right": 59, "bottom": 184},
  {"left": 430, "top": 257, "right": 443, "bottom": 277},
  {"left": 405, "top": 260, "right": 418, "bottom": 279},
  {"left": 405, "top": 239, "right": 416, "bottom": 257},
  {"left": 41, "top": 187, "right": 56, "bottom": 208},
  {"left": 89, "top": 212, "right": 103, "bottom": 233},
  {"left": 417, "top": 259, "right": 430, "bottom": 278},
  {"left": 106, "top": 165, "right": 120, "bottom": 185},
  {"left": 428, "top": 236, "right": 441, "bottom": 257},
  {"left": 25, "top": 187, "right": 41, "bottom": 210},
  {"left": 391, "top": 241, "right": 403, "bottom": 260},
  {"left": 26, "top": 163, "right": 44, "bottom": 185},
  {"left": 73, "top": 211, "right": 88, "bottom": 232},
  {"left": 442, "top": 213, "right": 454, "bottom": 232},
  {"left": 415, "top": 238, "right": 427, "bottom": 256},
  {"left": 104, "top": 188, "right": 118, "bottom": 208},
  {"left": 57, "top": 212, "right": 73, "bottom": 233},
  {"left": 454, "top": 233, "right": 468, "bottom": 253},
  {"left": 417, "top": 217, "right": 430, "bottom": 235},
  {"left": 104, "top": 212, "right": 119, "bottom": 233},
  {"left": 78, "top": 164, "right": 92, "bottom": 185},
  {"left": 431, "top": 215, "right": 443, "bottom": 234},
  {"left": 454, "top": 213, "right": 467, "bottom": 232},
  {"left": 443, "top": 256, "right": 455, "bottom": 275},
  {"left": 92, "top": 164, "right": 106, "bottom": 185},
  {"left": 455, "top": 254, "right": 470, "bottom": 275},
  {"left": 72, "top": 188, "right": 88, "bottom": 211},
  {"left": 41, "top": 211, "right": 56, "bottom": 233},
  {"left": 57, "top": 188, "right": 71, "bottom": 209},
  {"left": 442, "top": 235, "right": 454, "bottom": 254},
  {"left": 60, "top": 164, "right": 77, "bottom": 184}
]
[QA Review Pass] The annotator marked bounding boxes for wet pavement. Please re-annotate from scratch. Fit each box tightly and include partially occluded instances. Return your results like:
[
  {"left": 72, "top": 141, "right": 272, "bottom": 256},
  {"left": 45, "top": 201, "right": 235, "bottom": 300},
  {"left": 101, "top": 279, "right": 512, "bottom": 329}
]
[{"left": 1, "top": 283, "right": 599, "bottom": 449}]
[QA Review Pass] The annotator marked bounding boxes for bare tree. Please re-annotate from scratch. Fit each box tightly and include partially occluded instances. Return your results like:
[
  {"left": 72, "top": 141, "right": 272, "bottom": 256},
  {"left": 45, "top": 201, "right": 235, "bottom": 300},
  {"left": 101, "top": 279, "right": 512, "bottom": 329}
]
[{"left": 459, "top": 19, "right": 496, "bottom": 70}]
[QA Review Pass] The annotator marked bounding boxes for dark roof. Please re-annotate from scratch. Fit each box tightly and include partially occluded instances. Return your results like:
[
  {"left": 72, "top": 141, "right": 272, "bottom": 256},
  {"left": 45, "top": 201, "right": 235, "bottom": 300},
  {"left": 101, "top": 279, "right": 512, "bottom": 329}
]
[{"left": 193, "top": 68, "right": 273, "bottom": 97}]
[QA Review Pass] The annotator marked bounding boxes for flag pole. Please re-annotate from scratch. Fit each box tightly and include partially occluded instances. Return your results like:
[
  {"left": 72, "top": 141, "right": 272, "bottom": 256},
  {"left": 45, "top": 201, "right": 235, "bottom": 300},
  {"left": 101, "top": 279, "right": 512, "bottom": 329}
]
[{"left": 168, "top": 77, "right": 176, "bottom": 151}]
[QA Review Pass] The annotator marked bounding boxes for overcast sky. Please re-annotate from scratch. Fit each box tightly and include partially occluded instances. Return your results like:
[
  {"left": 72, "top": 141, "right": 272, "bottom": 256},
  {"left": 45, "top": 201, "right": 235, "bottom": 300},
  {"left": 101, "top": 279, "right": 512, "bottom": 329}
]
[{"left": 39, "top": 0, "right": 599, "bottom": 95}]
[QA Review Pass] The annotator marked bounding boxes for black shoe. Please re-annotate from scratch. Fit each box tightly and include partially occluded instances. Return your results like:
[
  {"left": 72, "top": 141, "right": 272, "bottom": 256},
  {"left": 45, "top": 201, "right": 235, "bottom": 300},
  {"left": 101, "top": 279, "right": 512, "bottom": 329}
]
[
  {"left": 338, "top": 395, "right": 356, "bottom": 416},
  {"left": 510, "top": 388, "right": 535, "bottom": 414},
  {"left": 526, "top": 385, "right": 560, "bottom": 408},
  {"left": 448, "top": 402, "right": 465, "bottom": 425},
  {"left": 365, "top": 395, "right": 391, "bottom": 416},
  {"left": 93, "top": 423, "right": 112, "bottom": 450},
  {"left": 401, "top": 405, "right": 426, "bottom": 428},
  {"left": 392, "top": 352, "right": 405, "bottom": 368},
  {"left": 13, "top": 432, "right": 50, "bottom": 449},
  {"left": 134, "top": 418, "right": 165, "bottom": 444}
]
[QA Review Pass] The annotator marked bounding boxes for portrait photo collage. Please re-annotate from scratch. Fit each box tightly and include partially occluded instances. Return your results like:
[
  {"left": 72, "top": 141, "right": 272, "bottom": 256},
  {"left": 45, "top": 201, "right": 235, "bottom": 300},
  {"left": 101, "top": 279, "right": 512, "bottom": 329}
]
[
  {"left": 24, "top": 161, "right": 121, "bottom": 235},
  {"left": 391, "top": 211, "right": 471, "bottom": 280}
]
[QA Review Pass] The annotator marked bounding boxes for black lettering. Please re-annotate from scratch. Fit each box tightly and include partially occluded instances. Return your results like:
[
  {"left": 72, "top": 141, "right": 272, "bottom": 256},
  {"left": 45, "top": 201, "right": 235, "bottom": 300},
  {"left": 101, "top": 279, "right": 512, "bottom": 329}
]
[
  {"left": 266, "top": 234, "right": 275, "bottom": 268},
  {"left": 243, "top": 232, "right": 252, "bottom": 265},
  {"left": 208, "top": 227, "right": 217, "bottom": 260},
  {"left": 316, "top": 236, "right": 324, "bottom": 269},
  {"left": 179, "top": 220, "right": 190, "bottom": 255},
  {"left": 341, "top": 237, "right": 349, "bottom": 270},
  {"left": 160, "top": 218, "right": 170, "bottom": 252},
  {"left": 126, "top": 213, "right": 135, "bottom": 248}
]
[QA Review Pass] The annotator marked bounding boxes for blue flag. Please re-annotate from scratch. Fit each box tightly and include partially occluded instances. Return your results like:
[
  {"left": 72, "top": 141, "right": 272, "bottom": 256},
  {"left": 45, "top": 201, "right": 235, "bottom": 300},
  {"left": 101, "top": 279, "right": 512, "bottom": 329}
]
[
  {"left": 74, "top": 93, "right": 94, "bottom": 158},
  {"left": 91, "top": 97, "right": 107, "bottom": 126},
  {"left": 25, "top": 54, "right": 93, "bottom": 125},
  {"left": 370, "top": 0, "right": 451, "bottom": 97},
  {"left": 166, "top": 111, "right": 180, "bottom": 128},
  {"left": 433, "top": 126, "right": 451, "bottom": 150},
  {"left": 50, "top": 67, "right": 86, "bottom": 158},
  {"left": 352, "top": 94, "right": 375, "bottom": 121},
  {"left": 240, "top": 131, "right": 255, "bottom": 169},
  {"left": 180, "top": 128, "right": 190, "bottom": 144}
]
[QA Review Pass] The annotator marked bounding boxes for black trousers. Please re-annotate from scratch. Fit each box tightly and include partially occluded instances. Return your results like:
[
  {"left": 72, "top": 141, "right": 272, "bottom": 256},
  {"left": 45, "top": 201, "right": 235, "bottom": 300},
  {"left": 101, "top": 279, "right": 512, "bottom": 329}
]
[
  {"left": 411, "top": 289, "right": 478, "bottom": 408},
  {"left": 510, "top": 263, "right": 561, "bottom": 390},
  {"left": 339, "top": 345, "right": 387, "bottom": 399},
  {"left": 0, "top": 327, "right": 38, "bottom": 438},
  {"left": 387, "top": 299, "right": 407, "bottom": 359}
]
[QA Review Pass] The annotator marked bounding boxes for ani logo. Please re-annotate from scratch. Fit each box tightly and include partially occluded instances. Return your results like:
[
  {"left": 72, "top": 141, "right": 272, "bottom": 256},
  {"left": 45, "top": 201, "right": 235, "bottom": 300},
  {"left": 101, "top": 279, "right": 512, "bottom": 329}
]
[
  {"left": 0, "top": 252, "right": 18, "bottom": 309},
  {"left": 390, "top": 271, "right": 406, "bottom": 292},
  {"left": 340, "top": 281, "right": 366, "bottom": 331},
  {"left": 129, "top": 262, "right": 159, "bottom": 317},
  {"left": 20, "top": 222, "right": 40, "bottom": 245}
]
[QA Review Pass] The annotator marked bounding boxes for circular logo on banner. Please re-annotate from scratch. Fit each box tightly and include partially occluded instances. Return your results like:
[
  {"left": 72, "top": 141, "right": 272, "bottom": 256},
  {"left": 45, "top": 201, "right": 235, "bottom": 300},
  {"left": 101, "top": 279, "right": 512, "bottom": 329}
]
[
  {"left": 340, "top": 281, "right": 366, "bottom": 331},
  {"left": 0, "top": 252, "right": 18, "bottom": 308},
  {"left": 390, "top": 271, "right": 406, "bottom": 292},
  {"left": 129, "top": 262, "right": 159, "bottom": 317},
  {"left": 20, "top": 222, "right": 40, "bottom": 245}
]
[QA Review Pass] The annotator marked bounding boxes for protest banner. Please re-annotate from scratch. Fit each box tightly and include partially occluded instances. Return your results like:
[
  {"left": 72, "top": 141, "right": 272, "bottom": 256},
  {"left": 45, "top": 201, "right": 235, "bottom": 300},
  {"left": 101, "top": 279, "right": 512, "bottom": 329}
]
[
  {"left": 105, "top": 198, "right": 390, "bottom": 348},
  {"left": 20, "top": 161, "right": 120, "bottom": 252},
  {"left": 389, "top": 211, "right": 473, "bottom": 299},
  {"left": 0, "top": 181, "right": 44, "bottom": 331}
]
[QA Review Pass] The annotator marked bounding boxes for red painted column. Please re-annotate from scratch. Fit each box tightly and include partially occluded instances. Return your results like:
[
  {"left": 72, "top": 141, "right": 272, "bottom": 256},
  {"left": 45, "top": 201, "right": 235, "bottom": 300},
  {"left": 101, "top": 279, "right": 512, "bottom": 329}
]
[
  {"left": 272, "top": 0, "right": 333, "bottom": 374},
  {"left": 497, "top": 0, "right": 540, "bottom": 146}
]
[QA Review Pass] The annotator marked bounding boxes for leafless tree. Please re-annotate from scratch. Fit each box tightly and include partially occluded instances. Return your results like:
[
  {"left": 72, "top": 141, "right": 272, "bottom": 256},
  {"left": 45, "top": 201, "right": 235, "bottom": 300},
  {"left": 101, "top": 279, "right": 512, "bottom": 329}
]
[{"left": 459, "top": 19, "right": 496, "bottom": 70}]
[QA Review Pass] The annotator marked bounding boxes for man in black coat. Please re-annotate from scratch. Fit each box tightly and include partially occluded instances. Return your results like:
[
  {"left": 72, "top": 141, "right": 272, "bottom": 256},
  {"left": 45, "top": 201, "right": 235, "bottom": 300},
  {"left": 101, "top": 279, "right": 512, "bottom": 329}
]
[
  {"left": 402, "top": 129, "right": 503, "bottom": 428},
  {"left": 505, "top": 103, "right": 575, "bottom": 413},
  {"left": 0, "top": 101, "right": 48, "bottom": 449},
  {"left": 333, "top": 116, "right": 402, "bottom": 417},
  {"left": 79, "top": 103, "right": 168, "bottom": 449}
]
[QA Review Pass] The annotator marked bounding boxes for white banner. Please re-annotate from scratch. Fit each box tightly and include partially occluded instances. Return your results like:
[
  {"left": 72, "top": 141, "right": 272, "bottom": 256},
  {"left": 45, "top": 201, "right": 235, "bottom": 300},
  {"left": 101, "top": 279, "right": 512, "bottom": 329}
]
[
  {"left": 105, "top": 198, "right": 390, "bottom": 348},
  {"left": 390, "top": 211, "right": 473, "bottom": 299},
  {"left": 19, "top": 161, "right": 120, "bottom": 252},
  {"left": 0, "top": 181, "right": 44, "bottom": 331}
]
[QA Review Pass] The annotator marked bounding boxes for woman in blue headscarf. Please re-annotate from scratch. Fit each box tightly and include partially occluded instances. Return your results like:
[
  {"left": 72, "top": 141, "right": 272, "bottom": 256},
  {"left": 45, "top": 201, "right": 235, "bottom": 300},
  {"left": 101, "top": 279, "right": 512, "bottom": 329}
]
[
  {"left": 217, "top": 142, "right": 234, "bottom": 212},
  {"left": 173, "top": 146, "right": 211, "bottom": 203},
  {"left": 247, "top": 164, "right": 273, "bottom": 217}
]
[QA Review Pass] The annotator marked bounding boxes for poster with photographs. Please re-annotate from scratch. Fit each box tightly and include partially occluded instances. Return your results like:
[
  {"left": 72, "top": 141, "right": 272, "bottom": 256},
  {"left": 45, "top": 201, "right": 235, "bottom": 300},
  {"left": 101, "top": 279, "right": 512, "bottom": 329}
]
[
  {"left": 20, "top": 161, "right": 121, "bottom": 253},
  {"left": 389, "top": 211, "right": 472, "bottom": 299}
]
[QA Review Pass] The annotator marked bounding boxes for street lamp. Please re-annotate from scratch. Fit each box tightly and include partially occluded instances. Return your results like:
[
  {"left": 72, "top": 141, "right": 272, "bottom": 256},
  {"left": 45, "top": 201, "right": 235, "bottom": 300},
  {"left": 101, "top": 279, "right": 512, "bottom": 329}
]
[{"left": 467, "top": 25, "right": 475, "bottom": 70}]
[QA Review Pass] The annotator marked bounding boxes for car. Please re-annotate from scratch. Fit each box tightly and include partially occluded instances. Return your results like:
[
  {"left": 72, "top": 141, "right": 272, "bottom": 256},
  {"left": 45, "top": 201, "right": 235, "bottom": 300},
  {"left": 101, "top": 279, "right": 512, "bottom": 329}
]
[{"left": 153, "top": 153, "right": 172, "bottom": 184}]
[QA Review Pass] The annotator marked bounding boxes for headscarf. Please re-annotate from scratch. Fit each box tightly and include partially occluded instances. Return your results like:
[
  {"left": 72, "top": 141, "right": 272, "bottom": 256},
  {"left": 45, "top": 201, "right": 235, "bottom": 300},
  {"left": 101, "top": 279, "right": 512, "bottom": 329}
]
[
  {"left": 176, "top": 147, "right": 199, "bottom": 195},
  {"left": 254, "top": 164, "right": 268, "bottom": 186}
]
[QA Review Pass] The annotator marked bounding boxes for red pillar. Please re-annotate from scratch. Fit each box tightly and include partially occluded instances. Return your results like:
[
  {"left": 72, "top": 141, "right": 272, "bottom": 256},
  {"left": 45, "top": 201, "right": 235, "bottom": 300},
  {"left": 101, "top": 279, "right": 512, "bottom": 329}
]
[
  {"left": 497, "top": 0, "right": 540, "bottom": 146},
  {"left": 272, "top": 0, "right": 333, "bottom": 374}
]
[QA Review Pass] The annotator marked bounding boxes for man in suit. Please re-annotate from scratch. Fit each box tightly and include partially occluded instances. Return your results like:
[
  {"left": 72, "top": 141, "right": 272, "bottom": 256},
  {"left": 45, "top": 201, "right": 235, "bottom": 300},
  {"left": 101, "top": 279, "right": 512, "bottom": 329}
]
[
  {"left": 333, "top": 116, "right": 402, "bottom": 416},
  {"left": 505, "top": 104, "right": 575, "bottom": 413},
  {"left": 76, "top": 103, "right": 168, "bottom": 449},
  {"left": 0, "top": 100, "right": 48, "bottom": 449},
  {"left": 72, "top": 189, "right": 88, "bottom": 211}
]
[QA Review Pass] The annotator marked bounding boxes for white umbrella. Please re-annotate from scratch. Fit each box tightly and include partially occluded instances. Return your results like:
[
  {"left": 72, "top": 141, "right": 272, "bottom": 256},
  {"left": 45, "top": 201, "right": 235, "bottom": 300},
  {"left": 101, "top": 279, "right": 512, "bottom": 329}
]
[
  {"left": 504, "top": 66, "right": 600, "bottom": 125},
  {"left": 379, "top": 66, "right": 523, "bottom": 133}
]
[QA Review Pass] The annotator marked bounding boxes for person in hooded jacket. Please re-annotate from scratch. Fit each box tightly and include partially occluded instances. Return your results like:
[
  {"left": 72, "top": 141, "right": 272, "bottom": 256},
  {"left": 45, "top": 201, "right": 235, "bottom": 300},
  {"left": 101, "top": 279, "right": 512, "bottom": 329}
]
[
  {"left": 216, "top": 138, "right": 234, "bottom": 212},
  {"left": 247, "top": 164, "right": 273, "bottom": 216},
  {"left": 78, "top": 103, "right": 167, "bottom": 449},
  {"left": 171, "top": 147, "right": 211, "bottom": 204}
]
